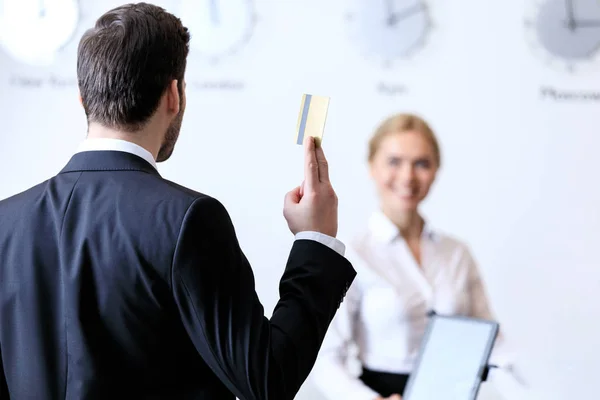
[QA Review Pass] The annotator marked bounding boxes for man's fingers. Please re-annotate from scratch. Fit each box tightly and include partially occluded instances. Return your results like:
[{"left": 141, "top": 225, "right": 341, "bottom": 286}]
[
  {"left": 314, "top": 144, "right": 329, "bottom": 183},
  {"left": 299, "top": 180, "right": 305, "bottom": 197},
  {"left": 303, "top": 136, "right": 318, "bottom": 190}
]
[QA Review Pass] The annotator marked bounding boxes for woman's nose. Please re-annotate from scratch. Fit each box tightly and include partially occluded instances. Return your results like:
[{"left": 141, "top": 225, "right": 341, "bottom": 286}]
[{"left": 397, "top": 164, "right": 416, "bottom": 182}]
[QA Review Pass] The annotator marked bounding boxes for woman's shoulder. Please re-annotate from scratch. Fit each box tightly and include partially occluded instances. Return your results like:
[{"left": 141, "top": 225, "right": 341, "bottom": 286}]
[
  {"left": 434, "top": 232, "right": 469, "bottom": 250},
  {"left": 338, "top": 230, "right": 382, "bottom": 279},
  {"left": 425, "top": 224, "right": 473, "bottom": 254},
  {"left": 426, "top": 227, "right": 480, "bottom": 271},
  {"left": 342, "top": 222, "right": 475, "bottom": 269}
]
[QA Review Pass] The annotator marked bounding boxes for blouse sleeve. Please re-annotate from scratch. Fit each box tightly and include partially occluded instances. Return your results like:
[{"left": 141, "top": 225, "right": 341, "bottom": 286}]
[
  {"left": 463, "top": 246, "right": 533, "bottom": 396},
  {"left": 311, "top": 264, "right": 381, "bottom": 400},
  {"left": 463, "top": 246, "right": 515, "bottom": 369}
]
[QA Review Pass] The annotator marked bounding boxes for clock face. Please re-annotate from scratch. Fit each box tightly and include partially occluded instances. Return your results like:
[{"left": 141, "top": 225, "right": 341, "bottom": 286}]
[
  {"left": 346, "top": 0, "right": 431, "bottom": 66},
  {"left": 179, "top": 0, "right": 256, "bottom": 64},
  {"left": 0, "top": 0, "right": 79, "bottom": 66},
  {"left": 525, "top": 0, "right": 600, "bottom": 72}
]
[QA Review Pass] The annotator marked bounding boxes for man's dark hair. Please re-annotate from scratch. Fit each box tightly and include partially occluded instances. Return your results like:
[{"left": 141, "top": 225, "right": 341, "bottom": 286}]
[{"left": 77, "top": 3, "right": 190, "bottom": 132}]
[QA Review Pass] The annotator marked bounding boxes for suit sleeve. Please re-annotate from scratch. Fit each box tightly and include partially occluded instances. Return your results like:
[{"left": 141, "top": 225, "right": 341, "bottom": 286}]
[
  {"left": 0, "top": 346, "right": 7, "bottom": 399},
  {"left": 170, "top": 196, "right": 357, "bottom": 400}
]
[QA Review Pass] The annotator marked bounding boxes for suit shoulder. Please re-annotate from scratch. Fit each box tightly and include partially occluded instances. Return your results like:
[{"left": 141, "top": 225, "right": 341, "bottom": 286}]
[
  {"left": 0, "top": 180, "right": 49, "bottom": 212},
  {"left": 154, "top": 179, "right": 230, "bottom": 221},
  {"left": 151, "top": 178, "right": 204, "bottom": 200},
  {"left": 160, "top": 178, "right": 227, "bottom": 204}
]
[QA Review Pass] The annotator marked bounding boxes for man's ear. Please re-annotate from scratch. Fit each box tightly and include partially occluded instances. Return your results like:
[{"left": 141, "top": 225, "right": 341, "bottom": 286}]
[
  {"left": 167, "top": 80, "right": 180, "bottom": 115},
  {"left": 78, "top": 94, "right": 83, "bottom": 107}
]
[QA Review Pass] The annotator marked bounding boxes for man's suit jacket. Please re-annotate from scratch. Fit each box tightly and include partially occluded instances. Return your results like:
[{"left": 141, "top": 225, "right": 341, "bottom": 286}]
[{"left": 0, "top": 149, "right": 356, "bottom": 399}]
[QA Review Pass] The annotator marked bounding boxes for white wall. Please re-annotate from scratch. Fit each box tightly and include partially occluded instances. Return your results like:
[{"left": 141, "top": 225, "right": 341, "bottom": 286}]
[{"left": 1, "top": 1, "right": 599, "bottom": 399}]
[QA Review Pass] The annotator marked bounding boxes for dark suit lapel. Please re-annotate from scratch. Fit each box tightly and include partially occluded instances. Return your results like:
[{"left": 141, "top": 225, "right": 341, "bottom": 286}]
[{"left": 59, "top": 150, "right": 161, "bottom": 177}]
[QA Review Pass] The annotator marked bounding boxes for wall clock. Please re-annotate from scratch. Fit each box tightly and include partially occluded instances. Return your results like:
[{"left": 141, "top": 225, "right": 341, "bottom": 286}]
[
  {"left": 345, "top": 0, "right": 432, "bottom": 67},
  {"left": 525, "top": 0, "right": 600, "bottom": 72},
  {"left": 179, "top": 0, "right": 256, "bottom": 65},
  {"left": 0, "top": 0, "right": 80, "bottom": 66}
]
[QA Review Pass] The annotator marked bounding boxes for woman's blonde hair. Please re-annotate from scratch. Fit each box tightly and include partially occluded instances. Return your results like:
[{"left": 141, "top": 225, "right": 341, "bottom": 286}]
[{"left": 367, "top": 113, "right": 441, "bottom": 167}]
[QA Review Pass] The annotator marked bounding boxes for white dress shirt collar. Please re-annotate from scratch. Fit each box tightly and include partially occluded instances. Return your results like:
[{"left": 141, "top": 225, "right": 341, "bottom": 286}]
[
  {"left": 75, "top": 138, "right": 157, "bottom": 170},
  {"left": 368, "top": 209, "right": 436, "bottom": 243}
]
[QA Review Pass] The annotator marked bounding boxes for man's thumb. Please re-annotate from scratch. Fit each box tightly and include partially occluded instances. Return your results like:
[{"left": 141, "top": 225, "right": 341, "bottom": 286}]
[{"left": 284, "top": 186, "right": 301, "bottom": 206}]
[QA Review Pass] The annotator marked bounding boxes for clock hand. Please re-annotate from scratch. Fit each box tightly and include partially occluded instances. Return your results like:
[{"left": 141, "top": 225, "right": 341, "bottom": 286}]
[
  {"left": 39, "top": 0, "right": 46, "bottom": 17},
  {"left": 565, "top": 0, "right": 576, "bottom": 31},
  {"left": 388, "top": 3, "right": 425, "bottom": 26},
  {"left": 572, "top": 19, "right": 600, "bottom": 27},
  {"left": 209, "top": 0, "right": 219, "bottom": 25},
  {"left": 385, "top": 0, "right": 395, "bottom": 25}
]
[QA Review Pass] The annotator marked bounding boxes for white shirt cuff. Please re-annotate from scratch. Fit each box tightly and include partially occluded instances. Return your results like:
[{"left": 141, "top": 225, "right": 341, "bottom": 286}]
[{"left": 294, "top": 231, "right": 346, "bottom": 257}]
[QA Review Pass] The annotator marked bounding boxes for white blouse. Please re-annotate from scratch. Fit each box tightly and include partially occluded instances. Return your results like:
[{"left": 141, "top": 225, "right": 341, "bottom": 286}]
[{"left": 311, "top": 211, "right": 513, "bottom": 400}]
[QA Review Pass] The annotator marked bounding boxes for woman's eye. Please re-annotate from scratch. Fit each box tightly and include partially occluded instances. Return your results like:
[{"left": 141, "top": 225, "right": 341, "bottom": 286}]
[{"left": 415, "top": 159, "right": 431, "bottom": 169}]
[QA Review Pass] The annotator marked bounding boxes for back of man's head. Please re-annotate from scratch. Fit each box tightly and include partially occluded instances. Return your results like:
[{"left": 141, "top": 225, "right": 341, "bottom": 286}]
[{"left": 77, "top": 3, "right": 190, "bottom": 132}]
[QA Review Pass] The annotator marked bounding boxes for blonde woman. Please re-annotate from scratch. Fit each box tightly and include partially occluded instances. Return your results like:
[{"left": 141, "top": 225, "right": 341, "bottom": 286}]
[{"left": 312, "top": 113, "right": 512, "bottom": 400}]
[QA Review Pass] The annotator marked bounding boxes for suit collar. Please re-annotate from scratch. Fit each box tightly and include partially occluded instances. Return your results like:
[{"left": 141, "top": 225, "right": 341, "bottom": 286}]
[{"left": 59, "top": 150, "right": 160, "bottom": 176}]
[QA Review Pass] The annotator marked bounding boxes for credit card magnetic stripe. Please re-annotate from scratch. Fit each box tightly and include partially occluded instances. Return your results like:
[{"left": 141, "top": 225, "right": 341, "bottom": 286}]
[{"left": 296, "top": 94, "right": 313, "bottom": 145}]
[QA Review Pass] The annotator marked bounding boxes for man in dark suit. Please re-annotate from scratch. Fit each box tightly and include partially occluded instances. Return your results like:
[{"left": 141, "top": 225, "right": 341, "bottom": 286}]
[{"left": 0, "top": 3, "right": 355, "bottom": 399}]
